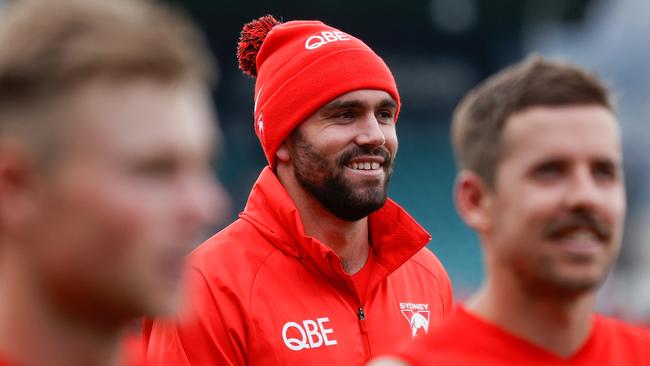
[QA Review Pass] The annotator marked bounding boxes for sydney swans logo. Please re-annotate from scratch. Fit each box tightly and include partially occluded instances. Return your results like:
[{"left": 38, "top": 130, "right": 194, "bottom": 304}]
[{"left": 400, "top": 303, "right": 430, "bottom": 338}]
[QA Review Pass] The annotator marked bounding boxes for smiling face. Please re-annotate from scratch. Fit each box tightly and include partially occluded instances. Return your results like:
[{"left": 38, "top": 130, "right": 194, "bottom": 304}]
[
  {"left": 480, "top": 105, "right": 625, "bottom": 296},
  {"left": 284, "top": 89, "right": 398, "bottom": 221},
  {"left": 5, "top": 78, "right": 228, "bottom": 321}
]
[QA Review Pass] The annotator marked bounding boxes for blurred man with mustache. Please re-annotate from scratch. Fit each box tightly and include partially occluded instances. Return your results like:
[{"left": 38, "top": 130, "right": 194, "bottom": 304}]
[
  {"left": 145, "top": 15, "right": 452, "bottom": 365},
  {"left": 0, "top": 0, "right": 227, "bottom": 365},
  {"left": 369, "top": 56, "right": 650, "bottom": 366}
]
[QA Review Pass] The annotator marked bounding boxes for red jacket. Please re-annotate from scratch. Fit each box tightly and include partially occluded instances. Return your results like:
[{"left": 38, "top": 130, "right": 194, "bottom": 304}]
[{"left": 144, "top": 168, "right": 452, "bottom": 365}]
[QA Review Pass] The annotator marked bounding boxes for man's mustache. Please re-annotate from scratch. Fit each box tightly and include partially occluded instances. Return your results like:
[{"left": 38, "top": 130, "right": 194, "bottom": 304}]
[{"left": 542, "top": 209, "right": 612, "bottom": 242}]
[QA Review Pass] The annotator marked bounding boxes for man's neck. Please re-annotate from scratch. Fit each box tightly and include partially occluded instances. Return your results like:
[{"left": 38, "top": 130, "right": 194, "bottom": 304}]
[
  {"left": 467, "top": 267, "right": 595, "bottom": 358},
  {"left": 0, "top": 245, "right": 124, "bottom": 366},
  {"left": 277, "top": 169, "right": 370, "bottom": 274},
  {"left": 301, "top": 199, "right": 370, "bottom": 274}
]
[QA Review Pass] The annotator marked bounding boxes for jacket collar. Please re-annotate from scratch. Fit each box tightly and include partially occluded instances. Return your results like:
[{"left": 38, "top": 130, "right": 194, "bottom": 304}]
[{"left": 239, "top": 167, "right": 432, "bottom": 280}]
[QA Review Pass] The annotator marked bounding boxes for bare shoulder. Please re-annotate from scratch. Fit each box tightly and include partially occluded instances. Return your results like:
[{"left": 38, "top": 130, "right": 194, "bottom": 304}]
[{"left": 366, "top": 356, "right": 411, "bottom": 366}]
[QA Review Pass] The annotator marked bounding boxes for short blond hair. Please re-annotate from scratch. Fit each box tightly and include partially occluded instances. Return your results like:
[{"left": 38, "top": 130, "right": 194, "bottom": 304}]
[{"left": 0, "top": 0, "right": 214, "bottom": 139}]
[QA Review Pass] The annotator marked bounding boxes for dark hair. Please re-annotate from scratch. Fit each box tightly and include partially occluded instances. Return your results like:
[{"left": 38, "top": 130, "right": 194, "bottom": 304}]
[{"left": 451, "top": 55, "right": 615, "bottom": 187}]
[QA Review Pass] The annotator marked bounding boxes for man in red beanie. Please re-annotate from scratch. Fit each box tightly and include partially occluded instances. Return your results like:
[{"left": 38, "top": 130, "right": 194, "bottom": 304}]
[
  {"left": 0, "top": 0, "right": 226, "bottom": 365},
  {"left": 144, "top": 15, "right": 452, "bottom": 365},
  {"left": 369, "top": 56, "right": 650, "bottom": 366}
]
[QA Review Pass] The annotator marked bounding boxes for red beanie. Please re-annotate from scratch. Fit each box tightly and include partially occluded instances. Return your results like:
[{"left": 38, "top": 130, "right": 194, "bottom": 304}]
[{"left": 237, "top": 15, "right": 400, "bottom": 168}]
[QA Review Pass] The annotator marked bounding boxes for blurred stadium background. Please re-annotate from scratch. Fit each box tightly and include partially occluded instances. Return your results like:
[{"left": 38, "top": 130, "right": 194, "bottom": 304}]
[{"left": 168, "top": 0, "right": 650, "bottom": 323}]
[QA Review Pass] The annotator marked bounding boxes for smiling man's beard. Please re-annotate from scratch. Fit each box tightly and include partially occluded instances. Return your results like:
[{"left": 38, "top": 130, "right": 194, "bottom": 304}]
[{"left": 289, "top": 130, "right": 393, "bottom": 221}]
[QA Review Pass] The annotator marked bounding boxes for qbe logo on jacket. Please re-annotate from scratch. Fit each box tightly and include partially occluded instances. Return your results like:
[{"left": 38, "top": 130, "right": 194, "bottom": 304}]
[
  {"left": 282, "top": 317, "right": 337, "bottom": 351},
  {"left": 400, "top": 302, "right": 430, "bottom": 338}
]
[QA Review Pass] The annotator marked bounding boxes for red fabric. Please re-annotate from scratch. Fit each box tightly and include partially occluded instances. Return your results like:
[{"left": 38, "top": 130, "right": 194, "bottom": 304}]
[
  {"left": 244, "top": 18, "right": 400, "bottom": 167},
  {"left": 144, "top": 167, "right": 452, "bottom": 365},
  {"left": 394, "top": 306, "right": 650, "bottom": 365},
  {"left": 122, "top": 332, "right": 146, "bottom": 366},
  {"left": 351, "top": 249, "right": 375, "bottom": 304}
]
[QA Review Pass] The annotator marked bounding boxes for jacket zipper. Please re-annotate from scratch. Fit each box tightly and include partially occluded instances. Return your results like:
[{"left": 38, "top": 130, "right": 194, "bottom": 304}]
[
  {"left": 357, "top": 307, "right": 372, "bottom": 359},
  {"left": 330, "top": 255, "right": 373, "bottom": 360}
]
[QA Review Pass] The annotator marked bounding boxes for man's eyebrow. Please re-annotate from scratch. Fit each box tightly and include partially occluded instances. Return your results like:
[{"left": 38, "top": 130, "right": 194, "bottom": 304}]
[
  {"left": 378, "top": 99, "right": 397, "bottom": 109},
  {"left": 319, "top": 98, "right": 397, "bottom": 113},
  {"left": 320, "top": 100, "right": 364, "bottom": 112},
  {"left": 594, "top": 156, "right": 623, "bottom": 168}
]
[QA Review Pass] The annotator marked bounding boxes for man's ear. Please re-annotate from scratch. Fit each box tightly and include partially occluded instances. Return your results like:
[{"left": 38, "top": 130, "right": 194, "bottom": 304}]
[
  {"left": 454, "top": 170, "right": 494, "bottom": 234},
  {"left": 275, "top": 140, "right": 291, "bottom": 163},
  {"left": 0, "top": 138, "right": 40, "bottom": 232}
]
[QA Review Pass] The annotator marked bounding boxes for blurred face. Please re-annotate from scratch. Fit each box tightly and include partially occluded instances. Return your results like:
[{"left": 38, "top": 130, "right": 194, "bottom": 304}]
[
  {"left": 20, "top": 79, "right": 228, "bottom": 320},
  {"left": 288, "top": 89, "right": 398, "bottom": 221},
  {"left": 485, "top": 105, "right": 625, "bottom": 296}
]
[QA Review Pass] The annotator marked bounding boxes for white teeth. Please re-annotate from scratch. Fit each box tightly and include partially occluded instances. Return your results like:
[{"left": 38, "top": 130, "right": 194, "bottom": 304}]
[
  {"left": 346, "top": 161, "right": 382, "bottom": 170},
  {"left": 568, "top": 230, "right": 597, "bottom": 241}
]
